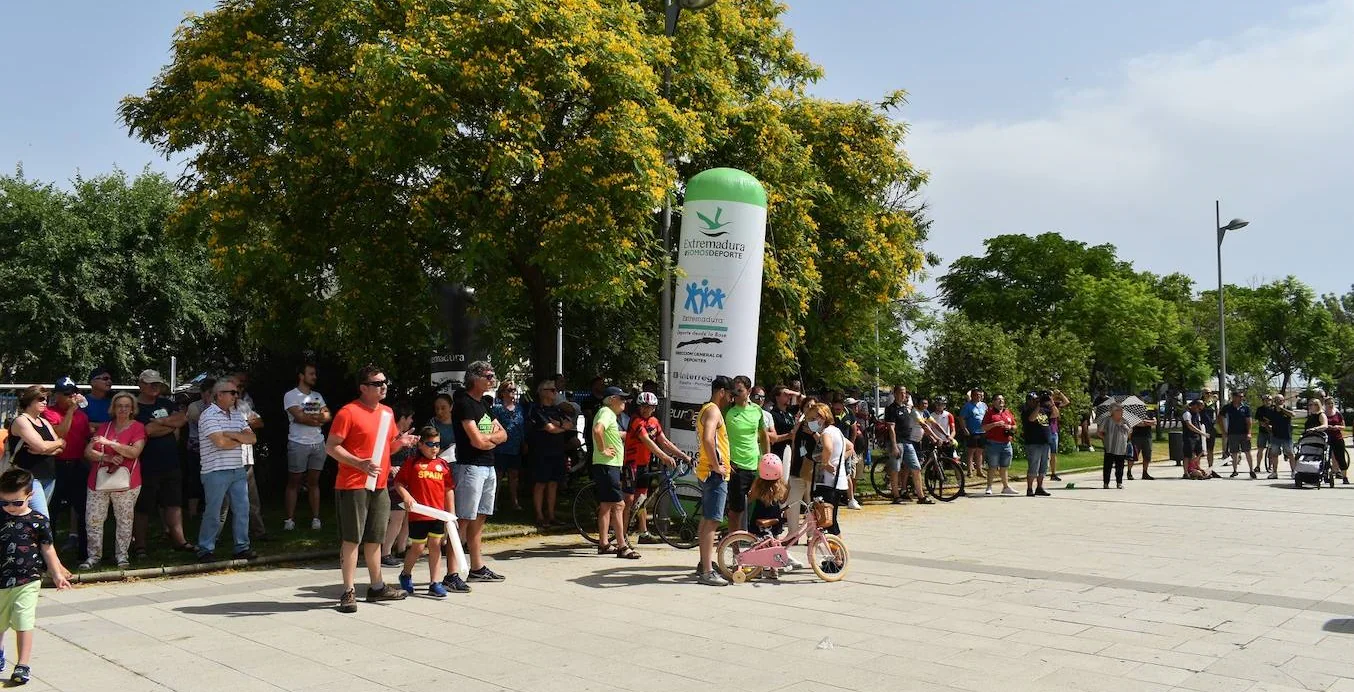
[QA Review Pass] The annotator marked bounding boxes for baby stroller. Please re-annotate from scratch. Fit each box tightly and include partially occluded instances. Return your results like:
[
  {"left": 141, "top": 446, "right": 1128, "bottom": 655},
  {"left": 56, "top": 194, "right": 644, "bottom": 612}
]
[{"left": 1293, "top": 431, "right": 1333, "bottom": 488}]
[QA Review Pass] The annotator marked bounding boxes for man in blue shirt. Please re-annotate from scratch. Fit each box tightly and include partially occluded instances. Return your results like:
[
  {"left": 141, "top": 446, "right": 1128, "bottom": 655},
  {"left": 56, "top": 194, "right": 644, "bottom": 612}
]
[
  {"left": 1220, "top": 391, "right": 1255, "bottom": 479},
  {"left": 957, "top": 389, "right": 988, "bottom": 478}
]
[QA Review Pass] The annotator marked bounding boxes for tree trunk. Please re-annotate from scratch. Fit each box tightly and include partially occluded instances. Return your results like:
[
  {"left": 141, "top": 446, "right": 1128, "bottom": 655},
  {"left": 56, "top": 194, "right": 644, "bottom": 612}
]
[
  {"left": 1280, "top": 370, "right": 1292, "bottom": 398},
  {"left": 518, "top": 262, "right": 557, "bottom": 383}
]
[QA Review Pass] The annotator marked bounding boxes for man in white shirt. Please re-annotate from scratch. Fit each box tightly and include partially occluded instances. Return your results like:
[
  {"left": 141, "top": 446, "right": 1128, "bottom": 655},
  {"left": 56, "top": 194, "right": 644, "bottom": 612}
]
[
  {"left": 197, "top": 380, "right": 258, "bottom": 562},
  {"left": 284, "top": 363, "right": 331, "bottom": 531}
]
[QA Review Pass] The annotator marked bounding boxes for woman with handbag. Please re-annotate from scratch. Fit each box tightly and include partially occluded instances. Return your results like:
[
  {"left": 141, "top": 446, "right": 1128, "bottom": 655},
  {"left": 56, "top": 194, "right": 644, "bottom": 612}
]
[{"left": 81, "top": 392, "right": 145, "bottom": 570}]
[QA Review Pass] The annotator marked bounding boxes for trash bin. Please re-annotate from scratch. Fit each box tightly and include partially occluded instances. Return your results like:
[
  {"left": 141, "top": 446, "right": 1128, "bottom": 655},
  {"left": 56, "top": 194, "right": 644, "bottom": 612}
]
[{"left": 1168, "top": 430, "right": 1183, "bottom": 462}]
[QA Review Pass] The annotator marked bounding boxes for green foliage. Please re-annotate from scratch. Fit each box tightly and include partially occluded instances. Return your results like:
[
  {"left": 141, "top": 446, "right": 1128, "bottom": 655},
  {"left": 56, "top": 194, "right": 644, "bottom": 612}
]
[
  {"left": 921, "top": 314, "right": 1022, "bottom": 404},
  {"left": 0, "top": 169, "right": 239, "bottom": 381},
  {"left": 1232, "top": 277, "right": 1335, "bottom": 395}
]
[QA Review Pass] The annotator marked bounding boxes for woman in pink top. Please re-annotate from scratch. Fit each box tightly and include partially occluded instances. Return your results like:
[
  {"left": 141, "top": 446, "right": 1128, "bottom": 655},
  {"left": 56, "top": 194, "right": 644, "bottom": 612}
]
[{"left": 81, "top": 392, "right": 146, "bottom": 570}]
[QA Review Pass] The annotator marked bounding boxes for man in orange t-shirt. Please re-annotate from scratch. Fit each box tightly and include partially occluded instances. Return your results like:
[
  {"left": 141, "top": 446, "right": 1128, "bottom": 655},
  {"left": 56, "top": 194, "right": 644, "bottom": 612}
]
[{"left": 325, "top": 365, "right": 420, "bottom": 614}]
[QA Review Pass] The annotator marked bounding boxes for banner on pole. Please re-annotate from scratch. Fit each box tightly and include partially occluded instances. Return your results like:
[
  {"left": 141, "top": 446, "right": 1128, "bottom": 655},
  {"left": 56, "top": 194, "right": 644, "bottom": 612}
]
[{"left": 667, "top": 168, "right": 767, "bottom": 456}]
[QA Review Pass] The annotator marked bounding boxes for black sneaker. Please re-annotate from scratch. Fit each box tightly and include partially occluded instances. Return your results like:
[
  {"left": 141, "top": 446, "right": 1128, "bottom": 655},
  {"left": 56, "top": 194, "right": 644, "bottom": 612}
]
[
  {"left": 197, "top": 552, "right": 215, "bottom": 563},
  {"left": 1026, "top": 489, "right": 1035, "bottom": 497},
  {"left": 380, "top": 554, "right": 401, "bottom": 567},
  {"left": 1049, "top": 474, "right": 1062, "bottom": 482},
  {"left": 1035, "top": 488, "right": 1051, "bottom": 497},
  {"left": 232, "top": 549, "right": 258, "bottom": 561},
  {"left": 467, "top": 566, "right": 505, "bottom": 582},
  {"left": 366, "top": 584, "right": 408, "bottom": 602},
  {"left": 337, "top": 588, "right": 358, "bottom": 613},
  {"left": 10, "top": 664, "right": 29, "bottom": 686},
  {"left": 442, "top": 573, "right": 472, "bottom": 593}
]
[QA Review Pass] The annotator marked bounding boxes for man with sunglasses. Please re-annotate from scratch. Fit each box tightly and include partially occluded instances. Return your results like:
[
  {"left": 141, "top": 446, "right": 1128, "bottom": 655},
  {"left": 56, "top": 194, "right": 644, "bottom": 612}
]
[
  {"left": 197, "top": 380, "right": 258, "bottom": 563},
  {"left": 452, "top": 361, "right": 509, "bottom": 583},
  {"left": 84, "top": 367, "right": 115, "bottom": 431},
  {"left": 326, "top": 365, "right": 421, "bottom": 613}
]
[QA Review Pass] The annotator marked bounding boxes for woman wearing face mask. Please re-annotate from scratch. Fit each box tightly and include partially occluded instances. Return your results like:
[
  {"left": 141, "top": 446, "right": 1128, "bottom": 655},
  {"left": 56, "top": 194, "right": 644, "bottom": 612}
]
[
  {"left": 806, "top": 403, "right": 848, "bottom": 536},
  {"left": 781, "top": 397, "right": 818, "bottom": 556},
  {"left": 1324, "top": 398, "right": 1348, "bottom": 484}
]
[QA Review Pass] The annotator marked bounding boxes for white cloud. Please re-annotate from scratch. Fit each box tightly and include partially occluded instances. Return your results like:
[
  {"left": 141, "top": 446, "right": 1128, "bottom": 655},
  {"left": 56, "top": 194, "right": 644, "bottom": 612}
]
[{"left": 909, "top": 0, "right": 1354, "bottom": 298}]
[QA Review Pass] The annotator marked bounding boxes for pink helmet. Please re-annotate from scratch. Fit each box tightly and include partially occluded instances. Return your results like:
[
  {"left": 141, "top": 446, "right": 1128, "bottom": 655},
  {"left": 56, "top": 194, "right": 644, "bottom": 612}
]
[{"left": 758, "top": 453, "right": 783, "bottom": 481}]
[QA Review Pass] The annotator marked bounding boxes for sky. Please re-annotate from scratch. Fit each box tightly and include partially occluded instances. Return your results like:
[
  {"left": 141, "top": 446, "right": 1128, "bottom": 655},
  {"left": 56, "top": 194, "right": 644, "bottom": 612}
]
[{"left": 3, "top": 0, "right": 1352, "bottom": 301}]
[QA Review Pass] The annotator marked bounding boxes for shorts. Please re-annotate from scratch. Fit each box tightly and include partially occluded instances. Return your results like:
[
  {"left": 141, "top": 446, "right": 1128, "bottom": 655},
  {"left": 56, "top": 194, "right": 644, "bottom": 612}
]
[
  {"left": 966, "top": 434, "right": 986, "bottom": 450},
  {"left": 135, "top": 466, "right": 184, "bottom": 513},
  {"left": 726, "top": 468, "right": 758, "bottom": 513},
  {"left": 1225, "top": 434, "right": 1251, "bottom": 454},
  {"left": 986, "top": 442, "right": 1013, "bottom": 469},
  {"left": 591, "top": 464, "right": 623, "bottom": 504},
  {"left": 1184, "top": 436, "right": 1203, "bottom": 456},
  {"left": 530, "top": 454, "right": 568, "bottom": 485},
  {"left": 287, "top": 441, "right": 328, "bottom": 473},
  {"left": 1132, "top": 436, "right": 1153, "bottom": 462},
  {"left": 1268, "top": 437, "right": 1294, "bottom": 456},
  {"left": 0, "top": 581, "right": 41, "bottom": 632},
  {"left": 453, "top": 464, "right": 497, "bottom": 518},
  {"left": 897, "top": 443, "right": 920, "bottom": 472},
  {"left": 1025, "top": 444, "right": 1051, "bottom": 477},
  {"left": 407, "top": 519, "right": 445, "bottom": 543},
  {"left": 699, "top": 474, "right": 728, "bottom": 523},
  {"left": 621, "top": 463, "right": 649, "bottom": 496},
  {"left": 494, "top": 452, "right": 522, "bottom": 473},
  {"left": 1049, "top": 432, "right": 1060, "bottom": 450},
  {"left": 336, "top": 488, "right": 391, "bottom": 545}
]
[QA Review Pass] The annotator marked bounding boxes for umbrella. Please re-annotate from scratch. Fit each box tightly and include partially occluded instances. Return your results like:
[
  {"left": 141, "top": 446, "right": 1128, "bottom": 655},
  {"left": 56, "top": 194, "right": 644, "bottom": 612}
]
[{"left": 1094, "top": 395, "right": 1149, "bottom": 428}]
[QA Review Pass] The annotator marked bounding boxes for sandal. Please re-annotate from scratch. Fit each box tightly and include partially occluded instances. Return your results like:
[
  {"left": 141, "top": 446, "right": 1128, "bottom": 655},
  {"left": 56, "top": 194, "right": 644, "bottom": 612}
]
[
  {"left": 132, "top": 546, "right": 150, "bottom": 561},
  {"left": 616, "top": 546, "right": 641, "bottom": 560},
  {"left": 598, "top": 544, "right": 617, "bottom": 556},
  {"left": 174, "top": 542, "right": 197, "bottom": 553}
]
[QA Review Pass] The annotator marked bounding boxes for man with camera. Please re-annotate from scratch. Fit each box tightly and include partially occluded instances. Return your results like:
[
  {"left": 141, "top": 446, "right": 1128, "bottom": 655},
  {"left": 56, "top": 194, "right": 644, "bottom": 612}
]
[{"left": 1022, "top": 392, "right": 1056, "bottom": 497}]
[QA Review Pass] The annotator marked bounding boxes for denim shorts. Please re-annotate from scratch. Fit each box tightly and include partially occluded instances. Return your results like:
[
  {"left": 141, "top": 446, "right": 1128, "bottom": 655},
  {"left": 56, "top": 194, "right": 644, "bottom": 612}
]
[
  {"left": 1025, "top": 443, "right": 1051, "bottom": 477},
  {"left": 1048, "top": 432, "right": 1060, "bottom": 449},
  {"left": 985, "top": 442, "right": 1013, "bottom": 469},
  {"left": 453, "top": 464, "right": 497, "bottom": 518},
  {"left": 898, "top": 443, "right": 921, "bottom": 471},
  {"left": 699, "top": 474, "right": 728, "bottom": 523},
  {"left": 1268, "top": 437, "right": 1294, "bottom": 456}
]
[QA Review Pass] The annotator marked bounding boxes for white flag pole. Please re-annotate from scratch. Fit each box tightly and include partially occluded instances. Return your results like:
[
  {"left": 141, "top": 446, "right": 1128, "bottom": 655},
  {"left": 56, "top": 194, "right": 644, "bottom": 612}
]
[{"left": 408, "top": 502, "right": 469, "bottom": 576}]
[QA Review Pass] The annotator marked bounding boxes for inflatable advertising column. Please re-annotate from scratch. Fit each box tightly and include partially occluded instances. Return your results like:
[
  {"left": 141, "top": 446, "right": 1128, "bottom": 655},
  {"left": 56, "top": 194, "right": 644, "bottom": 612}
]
[{"left": 668, "top": 168, "right": 767, "bottom": 454}]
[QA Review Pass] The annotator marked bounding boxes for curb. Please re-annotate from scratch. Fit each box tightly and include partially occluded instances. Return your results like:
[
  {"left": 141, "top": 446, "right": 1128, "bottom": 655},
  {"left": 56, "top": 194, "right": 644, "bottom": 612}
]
[{"left": 65, "top": 526, "right": 543, "bottom": 585}]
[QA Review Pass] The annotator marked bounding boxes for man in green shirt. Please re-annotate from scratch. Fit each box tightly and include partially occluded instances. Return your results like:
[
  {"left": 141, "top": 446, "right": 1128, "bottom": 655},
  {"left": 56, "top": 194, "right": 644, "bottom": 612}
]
[
  {"left": 591, "top": 387, "right": 638, "bottom": 559},
  {"left": 724, "top": 375, "right": 769, "bottom": 532}
]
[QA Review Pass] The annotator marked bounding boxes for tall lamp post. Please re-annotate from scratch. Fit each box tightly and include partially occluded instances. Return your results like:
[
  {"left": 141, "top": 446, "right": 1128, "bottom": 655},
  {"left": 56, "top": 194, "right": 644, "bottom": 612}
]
[
  {"left": 658, "top": 0, "right": 717, "bottom": 432},
  {"left": 1215, "top": 200, "right": 1249, "bottom": 401}
]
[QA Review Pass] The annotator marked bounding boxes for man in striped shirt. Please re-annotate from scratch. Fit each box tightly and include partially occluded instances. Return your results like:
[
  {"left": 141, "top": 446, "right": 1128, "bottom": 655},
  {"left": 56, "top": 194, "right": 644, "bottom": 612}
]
[{"left": 196, "top": 380, "right": 258, "bottom": 563}]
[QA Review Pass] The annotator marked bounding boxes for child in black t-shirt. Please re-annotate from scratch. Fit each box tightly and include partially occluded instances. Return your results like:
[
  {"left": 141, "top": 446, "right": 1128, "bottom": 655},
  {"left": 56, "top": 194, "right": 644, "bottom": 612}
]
[{"left": 0, "top": 468, "right": 71, "bottom": 685}]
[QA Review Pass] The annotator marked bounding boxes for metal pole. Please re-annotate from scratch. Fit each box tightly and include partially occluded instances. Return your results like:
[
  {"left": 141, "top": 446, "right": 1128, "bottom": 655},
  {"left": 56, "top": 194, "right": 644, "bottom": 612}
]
[
  {"left": 874, "top": 308, "right": 881, "bottom": 415},
  {"left": 657, "top": 0, "right": 680, "bottom": 434},
  {"left": 555, "top": 302, "right": 564, "bottom": 375},
  {"left": 1216, "top": 200, "right": 1227, "bottom": 402},
  {"left": 170, "top": 356, "right": 178, "bottom": 391}
]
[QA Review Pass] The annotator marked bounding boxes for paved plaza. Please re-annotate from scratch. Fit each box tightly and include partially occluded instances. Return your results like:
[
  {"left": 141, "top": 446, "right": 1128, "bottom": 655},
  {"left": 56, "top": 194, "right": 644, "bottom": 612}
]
[{"left": 27, "top": 469, "right": 1354, "bottom": 692}]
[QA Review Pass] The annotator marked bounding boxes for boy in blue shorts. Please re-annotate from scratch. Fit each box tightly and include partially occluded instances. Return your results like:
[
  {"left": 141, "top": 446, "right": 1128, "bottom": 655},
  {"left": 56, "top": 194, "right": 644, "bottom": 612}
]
[{"left": 0, "top": 468, "right": 72, "bottom": 685}]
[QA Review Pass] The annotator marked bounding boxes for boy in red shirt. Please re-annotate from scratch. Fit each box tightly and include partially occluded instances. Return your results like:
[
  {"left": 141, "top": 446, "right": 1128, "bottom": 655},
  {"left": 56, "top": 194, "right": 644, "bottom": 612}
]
[{"left": 394, "top": 426, "right": 462, "bottom": 597}]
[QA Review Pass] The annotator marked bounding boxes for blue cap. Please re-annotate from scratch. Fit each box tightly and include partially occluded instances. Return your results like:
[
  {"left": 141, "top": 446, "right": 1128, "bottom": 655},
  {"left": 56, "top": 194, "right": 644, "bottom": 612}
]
[
  {"left": 602, "top": 386, "right": 626, "bottom": 399},
  {"left": 54, "top": 376, "right": 79, "bottom": 395}
]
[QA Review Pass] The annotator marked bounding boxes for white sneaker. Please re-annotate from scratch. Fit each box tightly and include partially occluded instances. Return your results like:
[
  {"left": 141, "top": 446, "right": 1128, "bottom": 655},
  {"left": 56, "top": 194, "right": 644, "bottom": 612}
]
[
  {"left": 1267, "top": 473, "right": 1278, "bottom": 480},
  {"left": 311, "top": 518, "right": 322, "bottom": 530},
  {"left": 283, "top": 519, "right": 296, "bottom": 531},
  {"left": 1000, "top": 487, "right": 1018, "bottom": 495},
  {"left": 787, "top": 555, "right": 806, "bottom": 571},
  {"left": 984, "top": 488, "right": 993, "bottom": 495},
  {"left": 846, "top": 499, "right": 863, "bottom": 510},
  {"left": 698, "top": 570, "right": 729, "bottom": 587}
]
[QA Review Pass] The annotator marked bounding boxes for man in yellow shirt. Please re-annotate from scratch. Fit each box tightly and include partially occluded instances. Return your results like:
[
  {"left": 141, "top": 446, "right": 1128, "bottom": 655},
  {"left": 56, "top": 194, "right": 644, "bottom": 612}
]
[{"left": 696, "top": 376, "right": 732, "bottom": 586}]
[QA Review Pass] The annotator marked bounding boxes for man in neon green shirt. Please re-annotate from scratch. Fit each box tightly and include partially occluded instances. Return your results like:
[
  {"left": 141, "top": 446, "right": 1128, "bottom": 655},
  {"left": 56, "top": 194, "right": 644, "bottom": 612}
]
[
  {"left": 591, "top": 387, "right": 638, "bottom": 558},
  {"left": 724, "top": 375, "right": 769, "bottom": 532}
]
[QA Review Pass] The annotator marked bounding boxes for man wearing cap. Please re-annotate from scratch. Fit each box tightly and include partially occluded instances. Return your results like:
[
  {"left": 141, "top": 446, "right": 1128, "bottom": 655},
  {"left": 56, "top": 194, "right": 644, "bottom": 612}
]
[
  {"left": 696, "top": 376, "right": 733, "bottom": 586},
  {"left": 132, "top": 369, "right": 195, "bottom": 556},
  {"left": 592, "top": 387, "right": 640, "bottom": 558},
  {"left": 623, "top": 391, "right": 688, "bottom": 544},
  {"left": 44, "top": 377, "right": 90, "bottom": 555},
  {"left": 84, "top": 367, "right": 115, "bottom": 431}
]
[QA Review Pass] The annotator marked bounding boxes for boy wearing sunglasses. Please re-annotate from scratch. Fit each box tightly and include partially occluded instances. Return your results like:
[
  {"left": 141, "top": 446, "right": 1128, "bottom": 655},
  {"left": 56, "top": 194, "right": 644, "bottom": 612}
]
[
  {"left": 0, "top": 468, "right": 72, "bottom": 685},
  {"left": 394, "top": 427, "right": 464, "bottom": 597}
]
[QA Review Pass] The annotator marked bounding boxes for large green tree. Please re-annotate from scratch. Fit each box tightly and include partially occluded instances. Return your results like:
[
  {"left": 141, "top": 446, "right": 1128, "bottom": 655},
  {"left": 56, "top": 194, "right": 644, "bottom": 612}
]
[
  {"left": 920, "top": 314, "right": 1022, "bottom": 404},
  {"left": 0, "top": 169, "right": 238, "bottom": 381},
  {"left": 1234, "top": 277, "right": 1336, "bottom": 395},
  {"left": 121, "top": 0, "right": 929, "bottom": 386}
]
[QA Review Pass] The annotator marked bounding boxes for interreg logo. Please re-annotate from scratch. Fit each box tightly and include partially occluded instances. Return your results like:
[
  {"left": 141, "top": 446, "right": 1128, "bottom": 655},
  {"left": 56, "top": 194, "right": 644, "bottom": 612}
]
[{"left": 683, "top": 279, "right": 727, "bottom": 315}]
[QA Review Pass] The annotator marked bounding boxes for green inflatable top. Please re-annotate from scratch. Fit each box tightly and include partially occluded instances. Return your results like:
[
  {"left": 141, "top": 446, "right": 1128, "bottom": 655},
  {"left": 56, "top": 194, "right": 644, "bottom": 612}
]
[{"left": 684, "top": 167, "right": 767, "bottom": 208}]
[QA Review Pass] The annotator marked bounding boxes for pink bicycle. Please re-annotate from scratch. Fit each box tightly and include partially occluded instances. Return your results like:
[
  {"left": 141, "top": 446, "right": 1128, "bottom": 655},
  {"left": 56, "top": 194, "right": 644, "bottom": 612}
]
[{"left": 715, "top": 500, "right": 850, "bottom": 583}]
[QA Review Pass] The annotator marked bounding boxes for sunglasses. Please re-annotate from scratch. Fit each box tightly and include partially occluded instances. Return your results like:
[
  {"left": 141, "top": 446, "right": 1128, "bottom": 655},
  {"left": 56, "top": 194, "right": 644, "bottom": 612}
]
[
  {"left": 0, "top": 500, "right": 27, "bottom": 508},
  {"left": 219, "top": 390, "right": 239, "bottom": 396},
  {"left": 94, "top": 376, "right": 112, "bottom": 381},
  {"left": 35, "top": 397, "right": 48, "bottom": 403},
  {"left": 542, "top": 387, "right": 557, "bottom": 392},
  {"left": 752, "top": 394, "right": 766, "bottom": 400},
  {"left": 362, "top": 380, "right": 389, "bottom": 388},
  {"left": 421, "top": 440, "right": 440, "bottom": 448}
]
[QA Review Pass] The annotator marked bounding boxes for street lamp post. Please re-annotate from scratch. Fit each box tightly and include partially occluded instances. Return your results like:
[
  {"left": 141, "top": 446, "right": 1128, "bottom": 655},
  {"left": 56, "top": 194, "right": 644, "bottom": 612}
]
[
  {"left": 1215, "top": 200, "right": 1249, "bottom": 401},
  {"left": 658, "top": 0, "right": 717, "bottom": 432}
]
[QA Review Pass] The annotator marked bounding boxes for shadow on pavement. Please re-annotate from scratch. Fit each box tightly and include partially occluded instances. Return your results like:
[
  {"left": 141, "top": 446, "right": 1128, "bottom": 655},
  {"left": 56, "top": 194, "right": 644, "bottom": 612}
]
[
  {"left": 569, "top": 564, "right": 698, "bottom": 589},
  {"left": 175, "top": 600, "right": 331, "bottom": 617},
  {"left": 493, "top": 544, "right": 597, "bottom": 561},
  {"left": 1324, "top": 618, "right": 1354, "bottom": 634}
]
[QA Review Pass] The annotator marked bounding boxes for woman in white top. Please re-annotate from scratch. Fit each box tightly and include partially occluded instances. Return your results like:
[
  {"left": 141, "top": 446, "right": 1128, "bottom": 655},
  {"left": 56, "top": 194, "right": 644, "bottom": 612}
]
[
  {"left": 1097, "top": 404, "right": 1132, "bottom": 489},
  {"left": 804, "top": 403, "right": 847, "bottom": 535}
]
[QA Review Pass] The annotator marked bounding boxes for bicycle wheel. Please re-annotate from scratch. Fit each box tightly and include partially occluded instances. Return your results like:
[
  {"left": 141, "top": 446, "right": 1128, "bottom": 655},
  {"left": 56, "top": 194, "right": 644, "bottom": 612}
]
[
  {"left": 869, "top": 456, "right": 893, "bottom": 497},
  {"left": 807, "top": 532, "right": 850, "bottom": 582},
  {"left": 928, "top": 458, "right": 965, "bottom": 502},
  {"left": 654, "top": 481, "right": 704, "bottom": 549},
  {"left": 715, "top": 530, "right": 763, "bottom": 582},
  {"left": 572, "top": 483, "right": 601, "bottom": 545}
]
